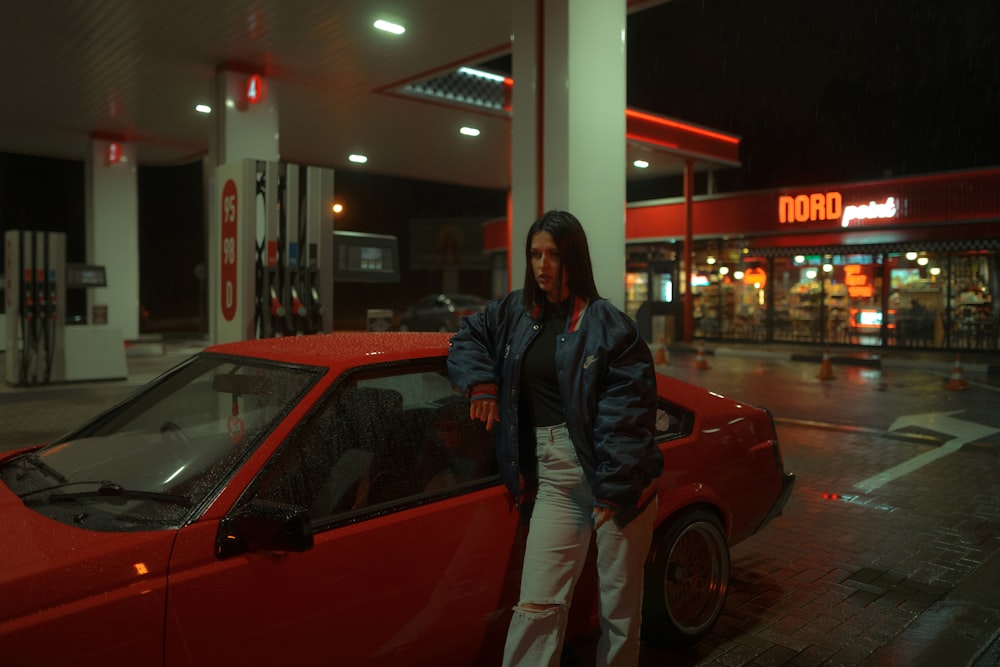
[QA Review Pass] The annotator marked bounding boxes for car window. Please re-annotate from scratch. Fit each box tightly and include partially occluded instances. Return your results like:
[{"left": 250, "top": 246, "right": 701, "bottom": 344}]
[
  {"left": 654, "top": 398, "right": 693, "bottom": 442},
  {"left": 245, "top": 361, "right": 499, "bottom": 529}
]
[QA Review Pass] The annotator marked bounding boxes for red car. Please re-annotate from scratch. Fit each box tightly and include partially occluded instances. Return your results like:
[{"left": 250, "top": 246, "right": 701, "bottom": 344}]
[{"left": 0, "top": 332, "right": 792, "bottom": 666}]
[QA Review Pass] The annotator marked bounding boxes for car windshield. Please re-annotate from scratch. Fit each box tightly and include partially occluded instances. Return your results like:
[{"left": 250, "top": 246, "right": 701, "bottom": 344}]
[{"left": 0, "top": 355, "right": 321, "bottom": 532}]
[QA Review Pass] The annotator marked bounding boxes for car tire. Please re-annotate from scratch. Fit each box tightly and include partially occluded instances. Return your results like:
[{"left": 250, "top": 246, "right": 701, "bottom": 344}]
[{"left": 642, "top": 507, "right": 730, "bottom": 648}]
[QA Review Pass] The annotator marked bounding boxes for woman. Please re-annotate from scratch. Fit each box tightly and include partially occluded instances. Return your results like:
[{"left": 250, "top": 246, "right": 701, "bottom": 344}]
[{"left": 447, "top": 210, "right": 663, "bottom": 666}]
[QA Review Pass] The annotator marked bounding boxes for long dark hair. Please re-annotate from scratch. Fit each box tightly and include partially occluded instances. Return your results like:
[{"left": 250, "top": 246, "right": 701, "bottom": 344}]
[{"left": 522, "top": 210, "right": 601, "bottom": 311}]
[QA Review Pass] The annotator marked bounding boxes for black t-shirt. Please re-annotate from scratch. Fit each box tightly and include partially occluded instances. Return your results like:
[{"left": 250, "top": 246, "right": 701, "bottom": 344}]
[{"left": 522, "top": 300, "right": 569, "bottom": 427}]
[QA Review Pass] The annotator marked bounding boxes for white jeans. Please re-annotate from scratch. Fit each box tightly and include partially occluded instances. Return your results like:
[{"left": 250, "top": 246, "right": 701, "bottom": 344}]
[{"left": 502, "top": 424, "right": 657, "bottom": 667}]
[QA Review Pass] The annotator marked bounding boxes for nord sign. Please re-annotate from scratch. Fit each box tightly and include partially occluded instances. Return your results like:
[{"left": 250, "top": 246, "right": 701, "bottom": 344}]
[{"left": 779, "top": 192, "right": 898, "bottom": 227}]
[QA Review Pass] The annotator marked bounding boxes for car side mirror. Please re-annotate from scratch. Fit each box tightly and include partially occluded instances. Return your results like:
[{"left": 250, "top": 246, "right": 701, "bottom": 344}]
[{"left": 216, "top": 500, "right": 315, "bottom": 559}]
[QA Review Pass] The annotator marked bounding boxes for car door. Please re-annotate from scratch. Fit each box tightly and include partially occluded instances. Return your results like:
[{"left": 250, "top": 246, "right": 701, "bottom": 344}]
[{"left": 163, "top": 362, "right": 521, "bottom": 667}]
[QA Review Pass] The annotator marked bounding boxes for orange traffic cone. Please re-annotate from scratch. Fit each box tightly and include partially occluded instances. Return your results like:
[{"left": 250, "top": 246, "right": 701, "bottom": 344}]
[
  {"left": 654, "top": 341, "right": 669, "bottom": 366},
  {"left": 946, "top": 355, "right": 968, "bottom": 390},
  {"left": 817, "top": 348, "right": 835, "bottom": 381},
  {"left": 694, "top": 342, "right": 710, "bottom": 370}
]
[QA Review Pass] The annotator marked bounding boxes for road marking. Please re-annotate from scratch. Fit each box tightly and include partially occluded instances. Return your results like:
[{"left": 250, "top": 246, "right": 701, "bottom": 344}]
[{"left": 855, "top": 411, "right": 999, "bottom": 493}]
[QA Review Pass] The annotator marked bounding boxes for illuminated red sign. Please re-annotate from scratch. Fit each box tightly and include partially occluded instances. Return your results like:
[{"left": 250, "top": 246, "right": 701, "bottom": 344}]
[
  {"left": 221, "top": 179, "right": 238, "bottom": 321},
  {"left": 779, "top": 192, "right": 842, "bottom": 223},
  {"left": 246, "top": 74, "right": 266, "bottom": 105},
  {"left": 843, "top": 264, "right": 872, "bottom": 298},
  {"left": 779, "top": 191, "right": 898, "bottom": 227}
]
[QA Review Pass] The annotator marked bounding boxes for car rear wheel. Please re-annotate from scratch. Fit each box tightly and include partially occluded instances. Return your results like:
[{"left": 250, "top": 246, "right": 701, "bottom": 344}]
[{"left": 642, "top": 508, "right": 730, "bottom": 647}]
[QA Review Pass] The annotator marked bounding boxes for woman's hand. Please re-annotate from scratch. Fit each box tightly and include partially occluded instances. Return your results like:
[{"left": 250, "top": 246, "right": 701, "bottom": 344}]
[{"left": 470, "top": 398, "right": 500, "bottom": 430}]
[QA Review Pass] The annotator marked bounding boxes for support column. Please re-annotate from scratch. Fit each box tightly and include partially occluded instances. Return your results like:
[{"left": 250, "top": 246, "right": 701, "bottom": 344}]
[
  {"left": 208, "top": 66, "right": 281, "bottom": 343},
  {"left": 86, "top": 138, "right": 140, "bottom": 341},
  {"left": 213, "top": 67, "right": 280, "bottom": 166},
  {"left": 683, "top": 160, "right": 695, "bottom": 342},
  {"left": 511, "top": 0, "right": 628, "bottom": 308}
]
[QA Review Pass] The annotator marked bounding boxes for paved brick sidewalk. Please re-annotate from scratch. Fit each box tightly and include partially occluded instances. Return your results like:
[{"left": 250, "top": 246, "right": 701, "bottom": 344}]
[{"left": 627, "top": 421, "right": 1000, "bottom": 666}]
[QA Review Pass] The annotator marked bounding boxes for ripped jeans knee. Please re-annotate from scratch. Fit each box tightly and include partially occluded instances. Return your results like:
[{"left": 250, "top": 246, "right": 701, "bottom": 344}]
[
  {"left": 503, "top": 601, "right": 568, "bottom": 666},
  {"left": 513, "top": 600, "right": 564, "bottom": 617}
]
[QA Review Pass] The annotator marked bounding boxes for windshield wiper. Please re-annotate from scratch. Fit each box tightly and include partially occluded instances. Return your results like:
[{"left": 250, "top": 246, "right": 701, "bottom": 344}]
[
  {"left": 13, "top": 454, "right": 68, "bottom": 484},
  {"left": 21, "top": 481, "right": 191, "bottom": 507}
]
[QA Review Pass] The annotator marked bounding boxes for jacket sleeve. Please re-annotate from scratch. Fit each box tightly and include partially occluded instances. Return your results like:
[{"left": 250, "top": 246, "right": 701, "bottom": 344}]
[
  {"left": 447, "top": 295, "right": 508, "bottom": 397},
  {"left": 589, "top": 309, "right": 663, "bottom": 512}
]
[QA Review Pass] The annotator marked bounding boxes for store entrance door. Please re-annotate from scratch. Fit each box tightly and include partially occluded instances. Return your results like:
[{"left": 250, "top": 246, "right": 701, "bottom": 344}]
[{"left": 636, "top": 261, "right": 682, "bottom": 345}]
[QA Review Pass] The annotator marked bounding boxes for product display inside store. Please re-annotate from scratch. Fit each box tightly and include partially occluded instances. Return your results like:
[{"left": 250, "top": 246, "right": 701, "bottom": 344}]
[{"left": 649, "top": 242, "right": 998, "bottom": 351}]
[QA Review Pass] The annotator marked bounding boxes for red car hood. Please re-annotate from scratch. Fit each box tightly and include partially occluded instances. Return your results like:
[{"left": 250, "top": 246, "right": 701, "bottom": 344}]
[{"left": 0, "top": 481, "right": 174, "bottom": 626}]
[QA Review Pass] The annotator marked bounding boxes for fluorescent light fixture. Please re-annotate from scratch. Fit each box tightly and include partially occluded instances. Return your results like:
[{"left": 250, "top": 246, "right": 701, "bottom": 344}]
[
  {"left": 348, "top": 154, "right": 368, "bottom": 164},
  {"left": 460, "top": 126, "right": 480, "bottom": 137},
  {"left": 632, "top": 159, "right": 649, "bottom": 169},
  {"left": 195, "top": 104, "right": 212, "bottom": 114},
  {"left": 458, "top": 66, "right": 505, "bottom": 82},
  {"left": 374, "top": 19, "right": 405, "bottom": 35}
]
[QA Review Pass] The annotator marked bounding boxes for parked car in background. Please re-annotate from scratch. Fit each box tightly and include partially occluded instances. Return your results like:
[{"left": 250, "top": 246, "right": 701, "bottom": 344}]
[
  {"left": 0, "top": 332, "right": 793, "bottom": 666},
  {"left": 397, "top": 293, "right": 487, "bottom": 331}
]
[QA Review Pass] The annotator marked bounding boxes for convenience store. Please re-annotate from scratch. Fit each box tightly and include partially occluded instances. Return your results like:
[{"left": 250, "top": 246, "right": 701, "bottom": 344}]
[{"left": 624, "top": 167, "right": 1000, "bottom": 351}]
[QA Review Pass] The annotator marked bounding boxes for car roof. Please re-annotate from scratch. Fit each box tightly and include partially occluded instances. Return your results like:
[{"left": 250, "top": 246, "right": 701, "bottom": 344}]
[{"left": 205, "top": 332, "right": 453, "bottom": 370}]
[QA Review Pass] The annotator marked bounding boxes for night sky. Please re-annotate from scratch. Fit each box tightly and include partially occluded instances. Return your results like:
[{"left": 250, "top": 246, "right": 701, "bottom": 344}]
[{"left": 627, "top": 0, "right": 1000, "bottom": 191}]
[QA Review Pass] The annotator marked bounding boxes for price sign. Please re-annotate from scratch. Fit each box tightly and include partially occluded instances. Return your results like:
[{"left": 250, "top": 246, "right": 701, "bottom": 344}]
[{"left": 221, "top": 179, "right": 238, "bottom": 321}]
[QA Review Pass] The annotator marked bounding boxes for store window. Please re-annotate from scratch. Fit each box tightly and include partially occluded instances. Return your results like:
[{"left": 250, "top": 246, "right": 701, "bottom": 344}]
[
  {"left": 947, "top": 250, "right": 997, "bottom": 350},
  {"left": 771, "top": 253, "right": 883, "bottom": 346},
  {"left": 886, "top": 252, "right": 945, "bottom": 347}
]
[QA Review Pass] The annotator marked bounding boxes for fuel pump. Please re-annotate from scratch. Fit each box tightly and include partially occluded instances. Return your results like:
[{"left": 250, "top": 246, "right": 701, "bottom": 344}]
[
  {"left": 211, "top": 159, "right": 334, "bottom": 344},
  {"left": 4, "top": 230, "right": 66, "bottom": 387}
]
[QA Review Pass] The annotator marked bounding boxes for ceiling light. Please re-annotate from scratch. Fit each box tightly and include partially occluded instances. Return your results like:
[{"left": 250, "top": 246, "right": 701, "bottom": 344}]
[
  {"left": 632, "top": 159, "right": 649, "bottom": 169},
  {"left": 348, "top": 154, "right": 368, "bottom": 164},
  {"left": 374, "top": 19, "right": 405, "bottom": 35},
  {"left": 458, "top": 66, "right": 505, "bottom": 82},
  {"left": 459, "top": 126, "right": 480, "bottom": 137},
  {"left": 195, "top": 104, "right": 212, "bottom": 114}
]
